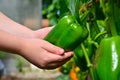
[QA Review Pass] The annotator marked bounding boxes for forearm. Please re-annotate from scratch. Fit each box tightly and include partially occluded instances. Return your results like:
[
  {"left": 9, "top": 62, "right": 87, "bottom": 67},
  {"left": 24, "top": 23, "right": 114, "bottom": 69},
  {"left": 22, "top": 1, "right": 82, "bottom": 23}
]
[
  {"left": 0, "top": 29, "right": 24, "bottom": 54},
  {"left": 0, "top": 12, "right": 35, "bottom": 38}
]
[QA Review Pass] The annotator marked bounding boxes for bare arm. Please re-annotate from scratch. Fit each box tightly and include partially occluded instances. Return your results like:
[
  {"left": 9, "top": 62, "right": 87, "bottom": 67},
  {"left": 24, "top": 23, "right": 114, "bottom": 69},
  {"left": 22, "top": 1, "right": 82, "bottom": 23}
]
[
  {"left": 0, "top": 12, "right": 35, "bottom": 38},
  {"left": 0, "top": 12, "right": 53, "bottom": 39},
  {"left": 0, "top": 29, "right": 23, "bottom": 53}
]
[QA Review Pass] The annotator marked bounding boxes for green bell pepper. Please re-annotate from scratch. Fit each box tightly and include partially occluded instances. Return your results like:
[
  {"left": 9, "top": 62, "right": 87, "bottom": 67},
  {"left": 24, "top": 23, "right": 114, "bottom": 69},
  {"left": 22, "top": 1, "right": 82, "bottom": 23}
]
[
  {"left": 94, "top": 36, "right": 120, "bottom": 80},
  {"left": 45, "top": 15, "right": 76, "bottom": 44},
  {"left": 45, "top": 15, "right": 88, "bottom": 51}
]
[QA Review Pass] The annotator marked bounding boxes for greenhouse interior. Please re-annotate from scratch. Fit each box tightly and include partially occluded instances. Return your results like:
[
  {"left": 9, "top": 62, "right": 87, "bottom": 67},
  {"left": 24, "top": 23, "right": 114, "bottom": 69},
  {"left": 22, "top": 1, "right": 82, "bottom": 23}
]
[{"left": 0, "top": 0, "right": 120, "bottom": 80}]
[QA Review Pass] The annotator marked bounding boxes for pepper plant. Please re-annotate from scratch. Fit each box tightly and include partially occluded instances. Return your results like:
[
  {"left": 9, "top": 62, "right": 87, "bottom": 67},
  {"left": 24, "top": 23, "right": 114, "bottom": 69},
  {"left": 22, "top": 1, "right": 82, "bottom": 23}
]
[{"left": 44, "top": 0, "right": 120, "bottom": 80}]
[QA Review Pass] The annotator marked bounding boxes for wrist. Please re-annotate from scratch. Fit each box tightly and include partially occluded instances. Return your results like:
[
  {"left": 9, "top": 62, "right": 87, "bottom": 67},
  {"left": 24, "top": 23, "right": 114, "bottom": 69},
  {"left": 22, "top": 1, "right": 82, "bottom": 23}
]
[
  {"left": 17, "top": 38, "right": 28, "bottom": 56},
  {"left": 9, "top": 37, "right": 27, "bottom": 55},
  {"left": 0, "top": 30, "right": 27, "bottom": 55}
]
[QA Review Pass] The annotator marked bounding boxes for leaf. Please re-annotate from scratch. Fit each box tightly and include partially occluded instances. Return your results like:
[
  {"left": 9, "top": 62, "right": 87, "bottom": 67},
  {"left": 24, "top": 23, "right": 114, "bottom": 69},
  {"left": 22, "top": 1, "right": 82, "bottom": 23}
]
[
  {"left": 113, "top": 0, "right": 120, "bottom": 35},
  {"left": 65, "top": 0, "right": 80, "bottom": 22},
  {"left": 100, "top": 0, "right": 120, "bottom": 35},
  {"left": 59, "top": 0, "right": 70, "bottom": 18}
]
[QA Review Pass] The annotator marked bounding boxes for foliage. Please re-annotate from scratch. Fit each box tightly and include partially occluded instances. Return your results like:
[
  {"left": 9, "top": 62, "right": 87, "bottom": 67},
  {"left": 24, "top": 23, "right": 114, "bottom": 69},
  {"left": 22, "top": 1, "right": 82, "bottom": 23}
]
[
  {"left": 58, "top": 0, "right": 120, "bottom": 80},
  {"left": 43, "top": 0, "right": 120, "bottom": 80},
  {"left": 42, "top": 0, "right": 60, "bottom": 26}
]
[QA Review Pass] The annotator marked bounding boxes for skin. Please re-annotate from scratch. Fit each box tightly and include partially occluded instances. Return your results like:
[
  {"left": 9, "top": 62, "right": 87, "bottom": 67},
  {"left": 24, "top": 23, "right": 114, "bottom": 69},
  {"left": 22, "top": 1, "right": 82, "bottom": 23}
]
[{"left": 0, "top": 12, "right": 73, "bottom": 69}]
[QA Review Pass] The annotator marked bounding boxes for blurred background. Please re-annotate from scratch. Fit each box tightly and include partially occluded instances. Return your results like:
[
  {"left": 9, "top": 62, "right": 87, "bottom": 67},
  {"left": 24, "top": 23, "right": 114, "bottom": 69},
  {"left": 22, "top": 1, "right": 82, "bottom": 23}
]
[{"left": 0, "top": 0, "right": 63, "bottom": 80}]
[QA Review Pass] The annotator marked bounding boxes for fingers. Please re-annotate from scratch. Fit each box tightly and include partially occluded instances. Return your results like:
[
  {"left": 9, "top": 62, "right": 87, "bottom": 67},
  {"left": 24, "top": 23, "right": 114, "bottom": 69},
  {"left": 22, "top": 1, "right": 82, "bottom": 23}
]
[
  {"left": 46, "top": 56, "right": 72, "bottom": 69},
  {"left": 25, "top": 47, "right": 73, "bottom": 69},
  {"left": 42, "top": 51, "right": 74, "bottom": 69},
  {"left": 52, "top": 51, "right": 73, "bottom": 62},
  {"left": 41, "top": 40, "right": 64, "bottom": 55}
]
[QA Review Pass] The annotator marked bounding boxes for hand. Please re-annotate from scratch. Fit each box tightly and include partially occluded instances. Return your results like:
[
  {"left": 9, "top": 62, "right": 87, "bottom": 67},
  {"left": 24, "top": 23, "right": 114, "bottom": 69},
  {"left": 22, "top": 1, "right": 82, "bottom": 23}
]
[
  {"left": 33, "top": 27, "right": 53, "bottom": 39},
  {"left": 20, "top": 38, "right": 73, "bottom": 69}
]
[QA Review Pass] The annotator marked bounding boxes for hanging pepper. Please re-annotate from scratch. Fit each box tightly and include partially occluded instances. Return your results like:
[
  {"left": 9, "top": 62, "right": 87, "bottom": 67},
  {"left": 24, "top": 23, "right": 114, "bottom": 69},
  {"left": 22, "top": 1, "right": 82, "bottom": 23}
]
[
  {"left": 45, "top": 15, "right": 88, "bottom": 51},
  {"left": 94, "top": 36, "right": 120, "bottom": 80}
]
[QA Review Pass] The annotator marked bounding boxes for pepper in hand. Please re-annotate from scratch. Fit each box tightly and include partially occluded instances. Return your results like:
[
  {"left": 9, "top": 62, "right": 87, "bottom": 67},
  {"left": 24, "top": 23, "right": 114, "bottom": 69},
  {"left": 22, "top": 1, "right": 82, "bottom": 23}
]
[{"left": 45, "top": 15, "right": 88, "bottom": 51}]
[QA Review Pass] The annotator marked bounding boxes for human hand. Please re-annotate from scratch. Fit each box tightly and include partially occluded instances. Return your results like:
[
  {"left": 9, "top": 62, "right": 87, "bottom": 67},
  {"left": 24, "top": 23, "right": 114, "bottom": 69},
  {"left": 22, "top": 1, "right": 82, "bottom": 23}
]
[
  {"left": 19, "top": 38, "right": 73, "bottom": 69},
  {"left": 33, "top": 27, "right": 53, "bottom": 39}
]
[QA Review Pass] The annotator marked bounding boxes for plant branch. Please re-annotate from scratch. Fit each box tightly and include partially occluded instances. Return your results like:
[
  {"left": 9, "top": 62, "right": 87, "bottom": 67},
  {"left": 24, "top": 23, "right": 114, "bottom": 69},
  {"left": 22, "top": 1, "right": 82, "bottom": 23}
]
[
  {"left": 94, "top": 31, "right": 107, "bottom": 41},
  {"left": 80, "top": 43, "right": 94, "bottom": 80}
]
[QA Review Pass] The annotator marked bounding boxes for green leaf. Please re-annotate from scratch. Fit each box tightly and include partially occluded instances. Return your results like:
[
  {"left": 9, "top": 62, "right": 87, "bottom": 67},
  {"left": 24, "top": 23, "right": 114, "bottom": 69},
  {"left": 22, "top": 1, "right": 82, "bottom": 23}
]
[{"left": 65, "top": 0, "right": 80, "bottom": 22}]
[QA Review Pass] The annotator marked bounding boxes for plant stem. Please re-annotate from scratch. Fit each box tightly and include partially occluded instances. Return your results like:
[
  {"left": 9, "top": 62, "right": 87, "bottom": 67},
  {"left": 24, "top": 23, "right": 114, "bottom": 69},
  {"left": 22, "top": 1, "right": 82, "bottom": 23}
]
[
  {"left": 80, "top": 43, "right": 94, "bottom": 80},
  {"left": 94, "top": 31, "right": 107, "bottom": 41},
  {"left": 90, "top": 41, "right": 99, "bottom": 48},
  {"left": 105, "top": 0, "right": 118, "bottom": 36},
  {"left": 109, "top": 17, "right": 118, "bottom": 36}
]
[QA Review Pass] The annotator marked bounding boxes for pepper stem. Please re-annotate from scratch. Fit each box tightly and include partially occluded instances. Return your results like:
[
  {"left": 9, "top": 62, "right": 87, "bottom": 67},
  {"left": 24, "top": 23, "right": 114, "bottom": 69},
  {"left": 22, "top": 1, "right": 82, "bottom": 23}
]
[
  {"left": 109, "top": 17, "right": 117, "bottom": 36},
  {"left": 80, "top": 43, "right": 94, "bottom": 80}
]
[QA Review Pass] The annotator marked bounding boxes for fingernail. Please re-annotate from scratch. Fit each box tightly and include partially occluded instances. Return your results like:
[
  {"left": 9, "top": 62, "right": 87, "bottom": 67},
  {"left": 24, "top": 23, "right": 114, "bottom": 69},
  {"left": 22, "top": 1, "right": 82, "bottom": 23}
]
[
  {"left": 70, "top": 52, "right": 74, "bottom": 56},
  {"left": 59, "top": 49, "right": 64, "bottom": 54}
]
